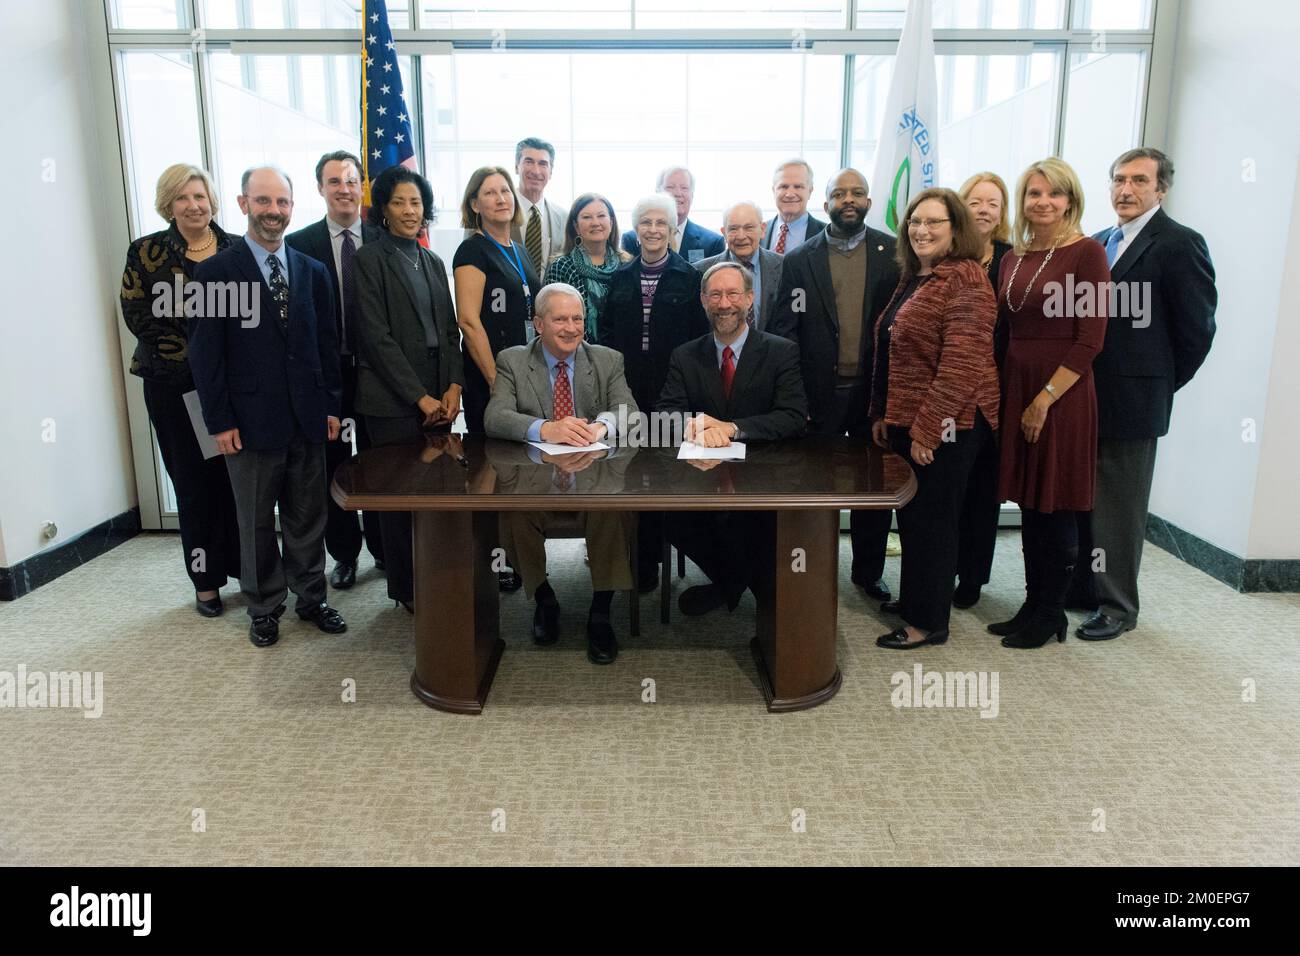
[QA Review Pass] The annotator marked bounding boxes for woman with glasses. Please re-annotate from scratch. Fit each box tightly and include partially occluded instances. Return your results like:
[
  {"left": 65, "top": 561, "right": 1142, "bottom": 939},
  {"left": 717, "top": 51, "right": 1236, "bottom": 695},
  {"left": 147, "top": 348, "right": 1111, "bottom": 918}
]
[
  {"left": 869, "top": 188, "right": 1000, "bottom": 650},
  {"left": 542, "top": 192, "right": 631, "bottom": 344}
]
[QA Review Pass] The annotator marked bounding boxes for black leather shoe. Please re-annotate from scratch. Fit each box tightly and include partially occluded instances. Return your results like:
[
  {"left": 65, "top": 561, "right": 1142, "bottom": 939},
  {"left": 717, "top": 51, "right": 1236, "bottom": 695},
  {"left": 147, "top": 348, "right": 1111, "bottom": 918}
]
[
  {"left": 297, "top": 602, "right": 347, "bottom": 634},
  {"left": 395, "top": 600, "right": 414, "bottom": 615},
  {"left": 678, "top": 583, "right": 740, "bottom": 616},
  {"left": 1076, "top": 611, "right": 1135, "bottom": 641},
  {"left": 855, "top": 576, "right": 891, "bottom": 601},
  {"left": 637, "top": 563, "right": 659, "bottom": 594},
  {"left": 875, "top": 627, "right": 949, "bottom": 649},
  {"left": 374, "top": 559, "right": 386, "bottom": 572},
  {"left": 195, "top": 594, "right": 223, "bottom": 618},
  {"left": 952, "top": 581, "right": 981, "bottom": 609},
  {"left": 880, "top": 599, "right": 903, "bottom": 615},
  {"left": 586, "top": 618, "right": 618, "bottom": 665},
  {"left": 532, "top": 598, "right": 560, "bottom": 645},
  {"left": 499, "top": 570, "right": 523, "bottom": 593},
  {"left": 329, "top": 561, "right": 357, "bottom": 589},
  {"left": 249, "top": 614, "right": 280, "bottom": 647}
]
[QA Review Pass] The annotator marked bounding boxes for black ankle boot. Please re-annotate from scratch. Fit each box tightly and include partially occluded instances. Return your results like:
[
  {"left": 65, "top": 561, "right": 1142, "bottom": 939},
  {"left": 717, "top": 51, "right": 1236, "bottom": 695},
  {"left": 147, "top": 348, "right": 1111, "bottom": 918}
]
[{"left": 1001, "top": 553, "right": 1074, "bottom": 649}]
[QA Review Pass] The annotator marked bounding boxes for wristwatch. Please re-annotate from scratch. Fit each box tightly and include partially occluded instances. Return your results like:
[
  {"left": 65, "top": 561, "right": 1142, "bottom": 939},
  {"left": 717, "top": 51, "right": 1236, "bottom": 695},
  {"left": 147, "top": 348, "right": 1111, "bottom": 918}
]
[{"left": 1043, "top": 383, "right": 1058, "bottom": 401}]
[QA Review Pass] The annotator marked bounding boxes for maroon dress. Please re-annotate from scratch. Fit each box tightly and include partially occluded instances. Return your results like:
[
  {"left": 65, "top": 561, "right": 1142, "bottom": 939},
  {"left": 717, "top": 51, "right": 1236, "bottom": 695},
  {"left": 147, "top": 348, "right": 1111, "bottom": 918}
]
[{"left": 996, "top": 238, "right": 1109, "bottom": 512}]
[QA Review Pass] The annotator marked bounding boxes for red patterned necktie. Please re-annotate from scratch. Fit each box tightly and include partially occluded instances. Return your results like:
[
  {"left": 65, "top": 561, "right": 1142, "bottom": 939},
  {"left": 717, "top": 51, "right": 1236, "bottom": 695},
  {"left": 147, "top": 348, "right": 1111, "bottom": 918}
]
[
  {"left": 774, "top": 221, "right": 789, "bottom": 255},
  {"left": 553, "top": 360, "right": 574, "bottom": 419},
  {"left": 720, "top": 346, "right": 736, "bottom": 400}
]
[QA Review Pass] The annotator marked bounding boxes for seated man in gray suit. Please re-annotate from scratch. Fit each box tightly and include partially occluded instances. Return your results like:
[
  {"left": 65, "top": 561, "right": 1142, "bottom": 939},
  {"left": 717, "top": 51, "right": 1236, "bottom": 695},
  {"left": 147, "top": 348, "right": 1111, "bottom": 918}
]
[
  {"left": 695, "top": 201, "right": 784, "bottom": 332},
  {"left": 485, "top": 282, "right": 638, "bottom": 664},
  {"left": 657, "top": 261, "right": 808, "bottom": 616}
]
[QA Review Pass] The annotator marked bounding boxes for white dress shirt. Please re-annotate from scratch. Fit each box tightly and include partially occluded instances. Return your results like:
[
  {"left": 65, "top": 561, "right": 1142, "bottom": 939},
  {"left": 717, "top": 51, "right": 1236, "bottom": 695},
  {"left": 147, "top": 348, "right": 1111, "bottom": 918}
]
[
  {"left": 518, "top": 194, "right": 557, "bottom": 268},
  {"left": 1112, "top": 203, "right": 1161, "bottom": 263}
]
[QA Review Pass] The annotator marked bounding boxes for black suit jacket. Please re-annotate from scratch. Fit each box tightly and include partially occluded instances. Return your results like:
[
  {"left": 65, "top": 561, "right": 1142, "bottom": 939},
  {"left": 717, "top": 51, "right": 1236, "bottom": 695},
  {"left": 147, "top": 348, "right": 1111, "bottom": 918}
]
[
  {"left": 1091, "top": 208, "right": 1216, "bottom": 438},
  {"left": 621, "top": 220, "right": 726, "bottom": 264},
  {"left": 597, "top": 252, "right": 709, "bottom": 411},
  {"left": 767, "top": 227, "right": 900, "bottom": 434},
  {"left": 656, "top": 331, "right": 807, "bottom": 442},
  {"left": 285, "top": 217, "right": 383, "bottom": 352},
  {"left": 189, "top": 239, "right": 341, "bottom": 451},
  {"left": 352, "top": 239, "right": 464, "bottom": 419},
  {"left": 762, "top": 213, "right": 827, "bottom": 250}
]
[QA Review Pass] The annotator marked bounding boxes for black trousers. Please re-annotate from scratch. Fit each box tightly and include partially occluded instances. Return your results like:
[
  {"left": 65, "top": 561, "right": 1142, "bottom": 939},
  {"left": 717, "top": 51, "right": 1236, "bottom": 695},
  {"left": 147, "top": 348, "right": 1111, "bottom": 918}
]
[
  {"left": 956, "top": 424, "right": 1002, "bottom": 588},
  {"left": 825, "top": 378, "right": 892, "bottom": 582},
  {"left": 325, "top": 359, "right": 384, "bottom": 566},
  {"left": 1021, "top": 507, "right": 1080, "bottom": 611},
  {"left": 666, "top": 511, "right": 768, "bottom": 602},
  {"left": 462, "top": 355, "right": 490, "bottom": 435},
  {"left": 141, "top": 378, "right": 241, "bottom": 592},
  {"left": 887, "top": 413, "right": 989, "bottom": 631},
  {"left": 363, "top": 414, "right": 427, "bottom": 603}
]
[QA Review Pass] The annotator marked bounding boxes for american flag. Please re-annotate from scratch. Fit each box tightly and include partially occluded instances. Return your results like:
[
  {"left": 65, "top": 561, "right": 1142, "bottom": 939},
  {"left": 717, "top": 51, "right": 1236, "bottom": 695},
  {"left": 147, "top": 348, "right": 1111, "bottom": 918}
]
[{"left": 360, "top": 0, "right": 416, "bottom": 207}]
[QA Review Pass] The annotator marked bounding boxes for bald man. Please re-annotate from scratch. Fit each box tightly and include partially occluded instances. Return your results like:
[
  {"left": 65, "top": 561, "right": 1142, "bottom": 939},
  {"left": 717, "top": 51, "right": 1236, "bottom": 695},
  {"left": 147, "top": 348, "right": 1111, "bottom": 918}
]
[
  {"left": 189, "top": 165, "right": 347, "bottom": 647},
  {"left": 695, "top": 201, "right": 785, "bottom": 331}
]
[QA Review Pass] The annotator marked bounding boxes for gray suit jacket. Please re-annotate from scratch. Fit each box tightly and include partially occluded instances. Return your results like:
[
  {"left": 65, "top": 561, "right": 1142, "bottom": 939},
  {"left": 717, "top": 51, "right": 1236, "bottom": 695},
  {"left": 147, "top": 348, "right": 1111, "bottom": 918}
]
[
  {"left": 695, "top": 247, "right": 784, "bottom": 332},
  {"left": 484, "top": 339, "right": 639, "bottom": 442}
]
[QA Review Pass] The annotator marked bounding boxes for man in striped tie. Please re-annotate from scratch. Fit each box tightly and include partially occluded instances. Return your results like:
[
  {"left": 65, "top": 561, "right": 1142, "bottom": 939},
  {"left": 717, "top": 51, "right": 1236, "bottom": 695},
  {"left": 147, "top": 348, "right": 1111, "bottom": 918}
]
[
  {"left": 512, "top": 137, "right": 569, "bottom": 277},
  {"left": 485, "top": 283, "right": 638, "bottom": 664}
]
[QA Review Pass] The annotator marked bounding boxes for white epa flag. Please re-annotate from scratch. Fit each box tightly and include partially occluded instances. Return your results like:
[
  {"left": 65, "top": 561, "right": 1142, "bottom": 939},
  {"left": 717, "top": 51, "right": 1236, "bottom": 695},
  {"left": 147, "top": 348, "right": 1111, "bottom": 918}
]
[{"left": 867, "top": 0, "right": 939, "bottom": 234}]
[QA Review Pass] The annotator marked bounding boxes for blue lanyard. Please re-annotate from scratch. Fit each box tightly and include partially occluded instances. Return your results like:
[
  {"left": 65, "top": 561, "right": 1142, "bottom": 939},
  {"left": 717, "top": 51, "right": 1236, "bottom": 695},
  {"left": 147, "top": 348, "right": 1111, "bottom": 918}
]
[{"left": 485, "top": 232, "right": 532, "bottom": 318}]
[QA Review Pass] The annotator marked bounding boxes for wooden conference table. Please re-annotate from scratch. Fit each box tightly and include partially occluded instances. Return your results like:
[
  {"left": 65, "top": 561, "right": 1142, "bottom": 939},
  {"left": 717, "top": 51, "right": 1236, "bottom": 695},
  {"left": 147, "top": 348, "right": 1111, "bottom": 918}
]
[{"left": 332, "top": 434, "right": 915, "bottom": 715}]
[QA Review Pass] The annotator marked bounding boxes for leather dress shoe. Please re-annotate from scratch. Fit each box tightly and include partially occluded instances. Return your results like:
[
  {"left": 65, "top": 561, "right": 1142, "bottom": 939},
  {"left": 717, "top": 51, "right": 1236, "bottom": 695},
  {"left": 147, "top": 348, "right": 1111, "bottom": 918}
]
[
  {"left": 248, "top": 604, "right": 285, "bottom": 647},
  {"left": 586, "top": 617, "right": 618, "bottom": 665},
  {"left": 637, "top": 562, "right": 660, "bottom": 594},
  {"left": 297, "top": 602, "right": 348, "bottom": 634},
  {"left": 875, "top": 626, "right": 949, "bottom": 650},
  {"left": 678, "top": 583, "right": 740, "bottom": 616},
  {"left": 195, "top": 594, "right": 223, "bottom": 618},
  {"left": 499, "top": 570, "right": 523, "bottom": 593},
  {"left": 374, "top": 559, "right": 386, "bottom": 572},
  {"left": 532, "top": 599, "right": 560, "bottom": 645},
  {"left": 329, "top": 561, "right": 357, "bottom": 589},
  {"left": 852, "top": 573, "right": 891, "bottom": 602},
  {"left": 1076, "top": 611, "right": 1136, "bottom": 641},
  {"left": 880, "top": 599, "right": 903, "bottom": 615}
]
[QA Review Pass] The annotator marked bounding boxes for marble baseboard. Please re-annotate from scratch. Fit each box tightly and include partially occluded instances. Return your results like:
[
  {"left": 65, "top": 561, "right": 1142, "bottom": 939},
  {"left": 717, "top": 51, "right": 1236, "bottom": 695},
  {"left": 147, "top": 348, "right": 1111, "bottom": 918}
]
[
  {"left": 0, "top": 508, "right": 141, "bottom": 601},
  {"left": 1146, "top": 513, "right": 1300, "bottom": 593}
]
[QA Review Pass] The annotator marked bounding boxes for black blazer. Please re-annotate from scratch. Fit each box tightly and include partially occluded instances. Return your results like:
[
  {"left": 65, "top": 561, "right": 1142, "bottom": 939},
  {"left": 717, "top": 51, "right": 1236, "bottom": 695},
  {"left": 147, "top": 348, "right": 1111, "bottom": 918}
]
[
  {"left": 762, "top": 213, "right": 827, "bottom": 250},
  {"left": 352, "top": 238, "right": 464, "bottom": 419},
  {"left": 189, "top": 239, "right": 341, "bottom": 451},
  {"left": 285, "top": 217, "right": 384, "bottom": 352},
  {"left": 1091, "top": 208, "right": 1217, "bottom": 439},
  {"left": 598, "top": 252, "right": 709, "bottom": 411},
  {"left": 621, "top": 220, "right": 725, "bottom": 264},
  {"left": 767, "top": 227, "right": 900, "bottom": 434},
  {"left": 656, "top": 331, "right": 807, "bottom": 442}
]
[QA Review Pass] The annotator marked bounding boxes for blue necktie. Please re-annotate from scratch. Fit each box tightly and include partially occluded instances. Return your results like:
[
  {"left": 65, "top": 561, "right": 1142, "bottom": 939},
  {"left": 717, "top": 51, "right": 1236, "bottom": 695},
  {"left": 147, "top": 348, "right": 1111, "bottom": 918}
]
[
  {"left": 267, "top": 253, "right": 289, "bottom": 328},
  {"left": 1105, "top": 228, "right": 1123, "bottom": 268}
]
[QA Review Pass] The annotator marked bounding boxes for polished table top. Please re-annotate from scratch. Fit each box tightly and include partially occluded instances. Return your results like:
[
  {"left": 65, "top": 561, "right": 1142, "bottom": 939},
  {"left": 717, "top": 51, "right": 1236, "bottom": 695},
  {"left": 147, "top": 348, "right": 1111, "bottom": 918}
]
[{"left": 332, "top": 433, "right": 916, "bottom": 512}]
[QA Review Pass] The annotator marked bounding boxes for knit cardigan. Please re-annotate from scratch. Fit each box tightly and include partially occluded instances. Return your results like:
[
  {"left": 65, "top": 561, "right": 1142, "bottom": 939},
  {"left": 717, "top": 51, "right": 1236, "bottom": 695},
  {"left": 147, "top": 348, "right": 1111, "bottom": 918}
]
[{"left": 868, "top": 256, "right": 1000, "bottom": 450}]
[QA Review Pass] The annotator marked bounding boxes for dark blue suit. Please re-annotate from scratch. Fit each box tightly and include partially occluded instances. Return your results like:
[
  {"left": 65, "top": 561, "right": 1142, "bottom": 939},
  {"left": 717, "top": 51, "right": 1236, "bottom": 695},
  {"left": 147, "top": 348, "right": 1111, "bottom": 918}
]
[
  {"left": 187, "top": 236, "right": 342, "bottom": 619},
  {"left": 621, "top": 219, "right": 725, "bottom": 264},
  {"left": 189, "top": 239, "right": 341, "bottom": 452}
]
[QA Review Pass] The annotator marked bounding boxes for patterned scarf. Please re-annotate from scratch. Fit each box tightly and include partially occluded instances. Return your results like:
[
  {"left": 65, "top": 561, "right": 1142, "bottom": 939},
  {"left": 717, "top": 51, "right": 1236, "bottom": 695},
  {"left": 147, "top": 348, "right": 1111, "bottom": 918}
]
[{"left": 570, "top": 245, "right": 621, "bottom": 339}]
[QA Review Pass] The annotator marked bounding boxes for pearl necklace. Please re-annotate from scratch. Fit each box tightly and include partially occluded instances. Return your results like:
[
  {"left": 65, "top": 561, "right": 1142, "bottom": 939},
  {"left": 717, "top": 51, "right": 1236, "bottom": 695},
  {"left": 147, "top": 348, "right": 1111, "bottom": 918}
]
[{"left": 185, "top": 228, "right": 215, "bottom": 254}]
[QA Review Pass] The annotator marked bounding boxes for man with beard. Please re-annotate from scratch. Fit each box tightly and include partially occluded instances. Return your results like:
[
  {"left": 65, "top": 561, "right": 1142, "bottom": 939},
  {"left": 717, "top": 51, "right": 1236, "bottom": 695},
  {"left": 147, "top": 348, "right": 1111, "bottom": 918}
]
[
  {"left": 189, "top": 166, "right": 348, "bottom": 647},
  {"left": 769, "top": 168, "right": 900, "bottom": 603},
  {"left": 656, "top": 262, "right": 808, "bottom": 616}
]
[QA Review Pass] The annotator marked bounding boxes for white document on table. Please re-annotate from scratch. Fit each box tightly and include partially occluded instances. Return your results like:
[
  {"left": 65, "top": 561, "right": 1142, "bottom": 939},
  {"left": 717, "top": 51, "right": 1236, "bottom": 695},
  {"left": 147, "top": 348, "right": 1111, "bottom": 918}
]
[
  {"left": 527, "top": 440, "right": 610, "bottom": 456},
  {"left": 677, "top": 441, "right": 746, "bottom": 461},
  {"left": 182, "top": 390, "right": 221, "bottom": 460}
]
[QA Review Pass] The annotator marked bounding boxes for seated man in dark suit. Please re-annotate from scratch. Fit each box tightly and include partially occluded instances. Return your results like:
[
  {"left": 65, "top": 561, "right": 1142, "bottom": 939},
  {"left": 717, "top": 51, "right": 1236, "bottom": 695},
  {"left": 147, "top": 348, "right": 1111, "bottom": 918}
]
[
  {"left": 657, "top": 261, "right": 808, "bottom": 615},
  {"left": 484, "top": 282, "right": 638, "bottom": 664},
  {"left": 188, "top": 166, "right": 347, "bottom": 647}
]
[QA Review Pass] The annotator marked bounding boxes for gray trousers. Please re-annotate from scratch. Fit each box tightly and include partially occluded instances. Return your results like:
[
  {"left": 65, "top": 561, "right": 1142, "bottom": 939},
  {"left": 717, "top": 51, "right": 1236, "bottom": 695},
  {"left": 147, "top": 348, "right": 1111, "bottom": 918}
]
[
  {"left": 225, "top": 435, "right": 328, "bottom": 617},
  {"left": 1086, "top": 437, "right": 1159, "bottom": 623}
]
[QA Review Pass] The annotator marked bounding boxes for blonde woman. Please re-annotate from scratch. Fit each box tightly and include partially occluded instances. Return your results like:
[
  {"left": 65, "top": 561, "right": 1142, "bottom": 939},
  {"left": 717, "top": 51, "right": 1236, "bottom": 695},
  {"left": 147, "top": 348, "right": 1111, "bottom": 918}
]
[
  {"left": 120, "top": 163, "right": 240, "bottom": 617},
  {"left": 990, "top": 158, "right": 1110, "bottom": 649},
  {"left": 952, "top": 171, "right": 1013, "bottom": 608}
]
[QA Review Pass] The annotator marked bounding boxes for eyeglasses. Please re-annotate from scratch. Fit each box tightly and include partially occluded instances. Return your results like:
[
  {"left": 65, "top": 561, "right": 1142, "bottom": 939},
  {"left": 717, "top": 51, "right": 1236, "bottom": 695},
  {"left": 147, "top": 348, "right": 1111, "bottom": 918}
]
[
  {"left": 704, "top": 290, "right": 749, "bottom": 303},
  {"left": 907, "top": 217, "right": 950, "bottom": 230}
]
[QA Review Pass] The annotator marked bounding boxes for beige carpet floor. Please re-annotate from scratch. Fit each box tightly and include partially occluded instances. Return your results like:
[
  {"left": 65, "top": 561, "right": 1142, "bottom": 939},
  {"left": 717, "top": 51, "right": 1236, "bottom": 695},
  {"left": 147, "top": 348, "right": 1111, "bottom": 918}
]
[{"left": 1, "top": 530, "right": 1297, "bottom": 866}]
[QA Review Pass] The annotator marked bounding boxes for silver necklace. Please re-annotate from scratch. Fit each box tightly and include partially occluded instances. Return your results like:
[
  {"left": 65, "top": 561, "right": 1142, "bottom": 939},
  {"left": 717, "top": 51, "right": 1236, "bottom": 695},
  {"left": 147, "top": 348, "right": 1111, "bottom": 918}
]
[
  {"left": 395, "top": 244, "right": 420, "bottom": 271},
  {"left": 1003, "top": 235, "right": 1063, "bottom": 313}
]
